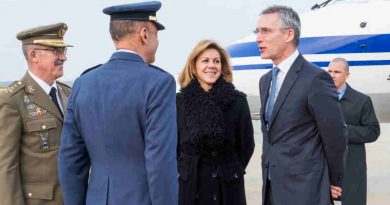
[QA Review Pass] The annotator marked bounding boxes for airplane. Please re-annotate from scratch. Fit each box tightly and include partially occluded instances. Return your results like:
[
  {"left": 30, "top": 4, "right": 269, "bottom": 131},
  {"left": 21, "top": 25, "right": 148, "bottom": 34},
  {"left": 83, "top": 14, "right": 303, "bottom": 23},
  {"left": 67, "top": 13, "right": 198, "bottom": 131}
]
[{"left": 227, "top": 0, "right": 390, "bottom": 122}]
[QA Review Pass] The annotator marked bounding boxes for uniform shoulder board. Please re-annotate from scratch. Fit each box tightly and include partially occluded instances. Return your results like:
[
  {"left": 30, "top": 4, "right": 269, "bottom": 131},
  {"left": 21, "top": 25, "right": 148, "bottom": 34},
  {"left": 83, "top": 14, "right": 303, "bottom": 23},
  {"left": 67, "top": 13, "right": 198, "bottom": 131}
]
[
  {"left": 148, "top": 64, "right": 168, "bottom": 73},
  {"left": 80, "top": 64, "right": 102, "bottom": 76},
  {"left": 1, "top": 81, "right": 25, "bottom": 96}
]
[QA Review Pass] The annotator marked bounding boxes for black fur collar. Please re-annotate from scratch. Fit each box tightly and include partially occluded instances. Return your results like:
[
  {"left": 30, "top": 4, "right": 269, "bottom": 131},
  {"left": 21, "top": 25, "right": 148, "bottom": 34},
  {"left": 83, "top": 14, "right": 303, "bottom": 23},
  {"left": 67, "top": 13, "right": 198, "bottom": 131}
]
[{"left": 180, "top": 77, "right": 238, "bottom": 150}]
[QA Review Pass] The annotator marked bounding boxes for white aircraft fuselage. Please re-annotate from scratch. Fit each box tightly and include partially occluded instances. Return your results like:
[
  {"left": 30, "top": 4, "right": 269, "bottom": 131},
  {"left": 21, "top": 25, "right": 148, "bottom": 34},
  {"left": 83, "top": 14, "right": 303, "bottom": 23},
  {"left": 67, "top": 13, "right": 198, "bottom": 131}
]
[{"left": 227, "top": 0, "right": 390, "bottom": 122}]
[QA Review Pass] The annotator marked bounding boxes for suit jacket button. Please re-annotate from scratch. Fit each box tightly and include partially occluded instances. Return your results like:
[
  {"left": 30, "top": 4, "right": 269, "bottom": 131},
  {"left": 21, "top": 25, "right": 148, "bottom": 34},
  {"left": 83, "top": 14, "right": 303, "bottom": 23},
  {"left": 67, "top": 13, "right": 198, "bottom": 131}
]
[
  {"left": 28, "top": 193, "right": 32, "bottom": 197},
  {"left": 213, "top": 194, "right": 217, "bottom": 201},
  {"left": 212, "top": 172, "right": 217, "bottom": 178},
  {"left": 234, "top": 173, "right": 239, "bottom": 178}
]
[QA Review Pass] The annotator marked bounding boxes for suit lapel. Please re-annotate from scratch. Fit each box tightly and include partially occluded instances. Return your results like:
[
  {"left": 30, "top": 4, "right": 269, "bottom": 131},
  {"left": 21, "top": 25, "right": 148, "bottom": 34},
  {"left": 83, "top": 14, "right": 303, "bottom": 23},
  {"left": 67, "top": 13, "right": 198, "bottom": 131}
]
[
  {"left": 268, "top": 55, "right": 304, "bottom": 128},
  {"left": 340, "top": 84, "right": 353, "bottom": 102},
  {"left": 260, "top": 72, "right": 272, "bottom": 123},
  {"left": 23, "top": 73, "right": 63, "bottom": 121},
  {"left": 57, "top": 84, "right": 69, "bottom": 116}
]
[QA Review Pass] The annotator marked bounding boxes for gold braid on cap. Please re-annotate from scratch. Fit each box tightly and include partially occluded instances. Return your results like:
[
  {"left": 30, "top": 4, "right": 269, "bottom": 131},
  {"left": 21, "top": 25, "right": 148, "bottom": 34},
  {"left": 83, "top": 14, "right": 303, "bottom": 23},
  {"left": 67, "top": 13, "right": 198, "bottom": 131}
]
[
  {"left": 148, "top": 16, "right": 157, "bottom": 21},
  {"left": 33, "top": 39, "right": 65, "bottom": 44}
]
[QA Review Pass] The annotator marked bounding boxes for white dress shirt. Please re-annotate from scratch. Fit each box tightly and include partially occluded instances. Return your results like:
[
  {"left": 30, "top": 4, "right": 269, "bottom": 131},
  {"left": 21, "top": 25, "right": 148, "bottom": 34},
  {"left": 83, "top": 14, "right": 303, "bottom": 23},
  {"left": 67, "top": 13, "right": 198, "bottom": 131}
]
[
  {"left": 28, "top": 70, "right": 64, "bottom": 112},
  {"left": 272, "top": 49, "right": 299, "bottom": 99}
]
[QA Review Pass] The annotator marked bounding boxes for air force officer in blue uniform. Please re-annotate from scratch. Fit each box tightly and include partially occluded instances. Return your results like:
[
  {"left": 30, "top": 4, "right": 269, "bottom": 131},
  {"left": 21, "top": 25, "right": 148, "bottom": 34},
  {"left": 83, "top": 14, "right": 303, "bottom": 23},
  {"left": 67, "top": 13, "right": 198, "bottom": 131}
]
[{"left": 58, "top": 2, "right": 178, "bottom": 205}]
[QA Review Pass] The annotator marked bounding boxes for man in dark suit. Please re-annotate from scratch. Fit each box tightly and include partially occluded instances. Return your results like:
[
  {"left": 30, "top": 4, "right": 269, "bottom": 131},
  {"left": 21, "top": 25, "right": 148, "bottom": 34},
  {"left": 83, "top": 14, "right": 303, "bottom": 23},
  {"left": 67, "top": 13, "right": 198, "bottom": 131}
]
[
  {"left": 256, "top": 6, "right": 348, "bottom": 205},
  {"left": 328, "top": 57, "right": 380, "bottom": 205},
  {"left": 58, "top": 1, "right": 178, "bottom": 205}
]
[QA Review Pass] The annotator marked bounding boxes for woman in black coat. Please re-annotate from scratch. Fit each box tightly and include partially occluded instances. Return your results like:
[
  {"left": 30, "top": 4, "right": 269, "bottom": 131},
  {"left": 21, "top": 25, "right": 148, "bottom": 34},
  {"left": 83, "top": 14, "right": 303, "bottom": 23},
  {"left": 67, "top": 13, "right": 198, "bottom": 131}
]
[{"left": 177, "top": 39, "right": 255, "bottom": 205}]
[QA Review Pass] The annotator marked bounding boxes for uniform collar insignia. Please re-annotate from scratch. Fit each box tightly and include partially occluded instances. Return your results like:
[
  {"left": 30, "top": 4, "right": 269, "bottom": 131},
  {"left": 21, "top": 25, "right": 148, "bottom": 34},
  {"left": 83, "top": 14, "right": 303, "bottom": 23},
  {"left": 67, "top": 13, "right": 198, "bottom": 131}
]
[{"left": 26, "top": 85, "right": 36, "bottom": 94}]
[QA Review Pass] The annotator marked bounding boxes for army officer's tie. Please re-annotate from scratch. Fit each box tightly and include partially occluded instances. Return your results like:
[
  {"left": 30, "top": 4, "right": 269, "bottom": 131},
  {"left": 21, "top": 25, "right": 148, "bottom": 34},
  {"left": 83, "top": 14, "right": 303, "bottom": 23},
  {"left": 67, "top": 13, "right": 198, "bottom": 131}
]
[
  {"left": 49, "top": 87, "right": 63, "bottom": 117},
  {"left": 266, "top": 67, "right": 280, "bottom": 124}
]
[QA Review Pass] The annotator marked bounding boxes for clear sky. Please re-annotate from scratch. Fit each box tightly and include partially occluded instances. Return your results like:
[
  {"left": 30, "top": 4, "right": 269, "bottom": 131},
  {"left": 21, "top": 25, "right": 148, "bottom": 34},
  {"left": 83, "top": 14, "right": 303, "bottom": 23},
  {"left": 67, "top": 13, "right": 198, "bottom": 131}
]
[{"left": 0, "top": 0, "right": 320, "bottom": 82}]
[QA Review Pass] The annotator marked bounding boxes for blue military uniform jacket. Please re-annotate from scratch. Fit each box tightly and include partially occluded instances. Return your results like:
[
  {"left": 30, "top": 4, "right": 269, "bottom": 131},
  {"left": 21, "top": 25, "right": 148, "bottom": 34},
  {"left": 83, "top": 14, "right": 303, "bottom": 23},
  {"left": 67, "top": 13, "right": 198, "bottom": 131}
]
[{"left": 58, "top": 51, "right": 178, "bottom": 205}]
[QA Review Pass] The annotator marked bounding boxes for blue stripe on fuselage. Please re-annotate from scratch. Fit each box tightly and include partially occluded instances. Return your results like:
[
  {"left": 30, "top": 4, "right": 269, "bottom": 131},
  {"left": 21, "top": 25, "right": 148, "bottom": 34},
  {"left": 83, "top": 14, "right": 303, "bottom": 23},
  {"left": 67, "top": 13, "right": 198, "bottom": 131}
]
[
  {"left": 227, "top": 34, "right": 390, "bottom": 58},
  {"left": 233, "top": 60, "right": 390, "bottom": 70}
]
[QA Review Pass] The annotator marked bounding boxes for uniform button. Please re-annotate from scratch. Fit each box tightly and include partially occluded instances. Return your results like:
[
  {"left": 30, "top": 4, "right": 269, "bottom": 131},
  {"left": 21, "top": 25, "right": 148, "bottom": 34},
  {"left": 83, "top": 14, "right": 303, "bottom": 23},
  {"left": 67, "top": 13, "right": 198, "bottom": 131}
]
[
  {"left": 17, "top": 81, "right": 22, "bottom": 85},
  {"left": 28, "top": 193, "right": 32, "bottom": 197},
  {"left": 212, "top": 172, "right": 217, "bottom": 178},
  {"left": 42, "top": 125, "right": 46, "bottom": 130}
]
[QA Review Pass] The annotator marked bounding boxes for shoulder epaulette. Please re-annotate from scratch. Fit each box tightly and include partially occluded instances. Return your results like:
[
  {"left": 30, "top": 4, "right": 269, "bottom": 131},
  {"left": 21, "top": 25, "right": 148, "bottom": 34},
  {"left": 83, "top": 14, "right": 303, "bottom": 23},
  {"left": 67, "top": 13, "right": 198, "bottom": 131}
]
[
  {"left": 1, "top": 81, "right": 25, "bottom": 96},
  {"left": 80, "top": 64, "right": 102, "bottom": 76}
]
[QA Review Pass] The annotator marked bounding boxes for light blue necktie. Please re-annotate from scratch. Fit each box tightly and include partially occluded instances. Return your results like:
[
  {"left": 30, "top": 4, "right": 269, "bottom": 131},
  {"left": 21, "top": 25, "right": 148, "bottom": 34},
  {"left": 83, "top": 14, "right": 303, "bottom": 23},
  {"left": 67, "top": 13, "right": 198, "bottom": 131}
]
[{"left": 266, "top": 67, "right": 280, "bottom": 123}]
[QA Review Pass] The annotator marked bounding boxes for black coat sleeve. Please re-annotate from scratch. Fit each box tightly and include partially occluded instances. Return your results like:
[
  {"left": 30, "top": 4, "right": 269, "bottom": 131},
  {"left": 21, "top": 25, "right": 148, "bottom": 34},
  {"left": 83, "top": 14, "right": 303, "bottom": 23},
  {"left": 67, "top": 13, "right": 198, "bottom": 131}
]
[
  {"left": 235, "top": 96, "right": 255, "bottom": 169},
  {"left": 347, "top": 97, "right": 380, "bottom": 144}
]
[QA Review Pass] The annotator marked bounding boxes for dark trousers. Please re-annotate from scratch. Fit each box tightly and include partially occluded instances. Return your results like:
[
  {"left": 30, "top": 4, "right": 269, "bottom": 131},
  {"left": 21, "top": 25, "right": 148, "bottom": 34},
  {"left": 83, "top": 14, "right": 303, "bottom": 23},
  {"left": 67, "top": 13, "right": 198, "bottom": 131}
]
[{"left": 265, "top": 179, "right": 273, "bottom": 205}]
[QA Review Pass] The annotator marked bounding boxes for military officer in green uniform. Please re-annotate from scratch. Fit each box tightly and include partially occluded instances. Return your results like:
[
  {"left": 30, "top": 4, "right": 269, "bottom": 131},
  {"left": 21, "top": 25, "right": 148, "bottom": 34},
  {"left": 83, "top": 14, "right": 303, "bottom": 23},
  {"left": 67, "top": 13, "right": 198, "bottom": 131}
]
[{"left": 0, "top": 23, "right": 72, "bottom": 205}]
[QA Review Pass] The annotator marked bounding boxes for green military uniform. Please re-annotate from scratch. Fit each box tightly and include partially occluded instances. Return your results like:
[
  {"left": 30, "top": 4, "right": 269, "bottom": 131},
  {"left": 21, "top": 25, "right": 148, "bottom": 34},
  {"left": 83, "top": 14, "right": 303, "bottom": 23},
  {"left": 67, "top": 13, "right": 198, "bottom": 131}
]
[{"left": 0, "top": 23, "right": 72, "bottom": 205}]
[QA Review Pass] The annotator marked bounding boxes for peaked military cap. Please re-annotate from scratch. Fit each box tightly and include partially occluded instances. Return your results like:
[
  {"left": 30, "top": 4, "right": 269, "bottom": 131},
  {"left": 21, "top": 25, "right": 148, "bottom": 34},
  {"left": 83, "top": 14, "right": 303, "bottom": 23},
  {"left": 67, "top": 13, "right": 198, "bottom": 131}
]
[
  {"left": 16, "top": 22, "right": 73, "bottom": 47},
  {"left": 103, "top": 1, "right": 165, "bottom": 30}
]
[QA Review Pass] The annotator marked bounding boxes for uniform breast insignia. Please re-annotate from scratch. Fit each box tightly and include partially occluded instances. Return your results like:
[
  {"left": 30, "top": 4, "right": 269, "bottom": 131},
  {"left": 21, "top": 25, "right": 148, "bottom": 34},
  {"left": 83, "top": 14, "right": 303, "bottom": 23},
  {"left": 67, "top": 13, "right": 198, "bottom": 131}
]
[
  {"left": 40, "top": 132, "right": 49, "bottom": 151},
  {"left": 24, "top": 95, "right": 30, "bottom": 104},
  {"left": 28, "top": 106, "right": 48, "bottom": 118},
  {"left": 25, "top": 95, "right": 47, "bottom": 118}
]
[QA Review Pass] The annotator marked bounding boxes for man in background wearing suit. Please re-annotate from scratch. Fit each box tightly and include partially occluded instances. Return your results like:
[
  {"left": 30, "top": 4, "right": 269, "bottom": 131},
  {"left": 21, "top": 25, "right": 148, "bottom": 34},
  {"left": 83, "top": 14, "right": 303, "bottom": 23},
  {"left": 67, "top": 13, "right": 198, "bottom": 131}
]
[
  {"left": 58, "top": 1, "right": 178, "bottom": 205},
  {"left": 0, "top": 23, "right": 72, "bottom": 205},
  {"left": 256, "top": 5, "right": 348, "bottom": 205},
  {"left": 328, "top": 57, "right": 380, "bottom": 205}
]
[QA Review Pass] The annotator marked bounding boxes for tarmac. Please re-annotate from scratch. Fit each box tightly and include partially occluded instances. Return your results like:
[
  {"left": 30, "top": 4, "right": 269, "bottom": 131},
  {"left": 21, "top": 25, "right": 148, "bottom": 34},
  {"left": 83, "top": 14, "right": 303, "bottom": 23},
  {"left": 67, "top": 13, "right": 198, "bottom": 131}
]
[{"left": 244, "top": 122, "right": 390, "bottom": 205}]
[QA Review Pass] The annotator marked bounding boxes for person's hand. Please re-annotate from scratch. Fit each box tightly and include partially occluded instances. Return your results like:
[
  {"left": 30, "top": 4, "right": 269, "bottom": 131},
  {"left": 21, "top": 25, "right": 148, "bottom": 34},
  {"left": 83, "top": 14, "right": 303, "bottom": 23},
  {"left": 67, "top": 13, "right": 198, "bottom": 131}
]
[{"left": 331, "top": 185, "right": 342, "bottom": 199}]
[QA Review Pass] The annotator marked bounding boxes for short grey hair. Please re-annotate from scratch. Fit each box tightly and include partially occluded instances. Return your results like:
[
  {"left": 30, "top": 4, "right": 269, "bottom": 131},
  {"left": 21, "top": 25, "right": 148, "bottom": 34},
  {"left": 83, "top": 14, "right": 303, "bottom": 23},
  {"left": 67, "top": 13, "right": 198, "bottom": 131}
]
[
  {"left": 261, "top": 5, "right": 301, "bottom": 46},
  {"left": 331, "top": 57, "right": 350, "bottom": 72},
  {"left": 22, "top": 45, "right": 29, "bottom": 60},
  {"left": 22, "top": 45, "right": 37, "bottom": 61}
]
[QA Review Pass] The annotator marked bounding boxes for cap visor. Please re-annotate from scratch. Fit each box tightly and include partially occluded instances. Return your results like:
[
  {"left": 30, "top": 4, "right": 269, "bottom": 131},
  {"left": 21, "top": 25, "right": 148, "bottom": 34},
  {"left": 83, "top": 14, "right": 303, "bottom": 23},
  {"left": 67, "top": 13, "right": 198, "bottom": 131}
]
[{"left": 154, "top": 22, "right": 165, "bottom": 30}]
